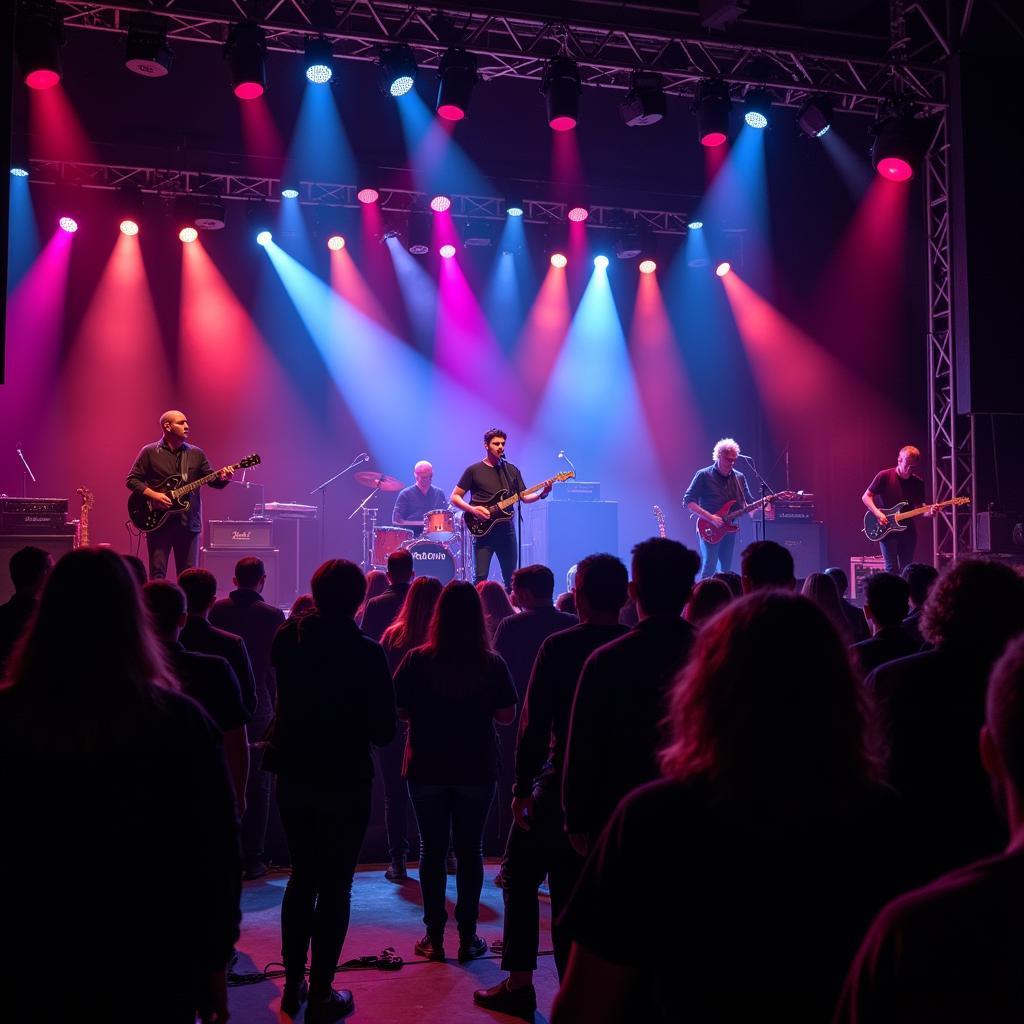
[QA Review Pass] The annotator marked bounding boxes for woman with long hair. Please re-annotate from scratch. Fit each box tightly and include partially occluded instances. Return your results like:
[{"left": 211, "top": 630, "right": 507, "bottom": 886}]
[
  {"left": 0, "top": 549, "right": 240, "bottom": 1023},
  {"left": 393, "top": 580, "right": 517, "bottom": 963},
  {"left": 357, "top": 569, "right": 388, "bottom": 622},
  {"left": 477, "top": 579, "right": 516, "bottom": 640},
  {"left": 554, "top": 591, "right": 912, "bottom": 1024},
  {"left": 802, "top": 571, "right": 853, "bottom": 642},
  {"left": 381, "top": 576, "right": 443, "bottom": 673}
]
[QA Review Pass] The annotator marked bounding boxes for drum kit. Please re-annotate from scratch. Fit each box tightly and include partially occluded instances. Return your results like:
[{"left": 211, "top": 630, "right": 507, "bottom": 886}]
[{"left": 354, "top": 470, "right": 470, "bottom": 583}]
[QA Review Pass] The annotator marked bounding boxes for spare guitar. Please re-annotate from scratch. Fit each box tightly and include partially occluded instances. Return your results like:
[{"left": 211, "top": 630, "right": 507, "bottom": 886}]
[
  {"left": 695, "top": 490, "right": 795, "bottom": 545},
  {"left": 862, "top": 496, "right": 970, "bottom": 543},
  {"left": 128, "top": 453, "right": 261, "bottom": 532},
  {"left": 465, "top": 470, "right": 575, "bottom": 538},
  {"left": 76, "top": 487, "right": 94, "bottom": 547},
  {"left": 653, "top": 505, "right": 667, "bottom": 538}
]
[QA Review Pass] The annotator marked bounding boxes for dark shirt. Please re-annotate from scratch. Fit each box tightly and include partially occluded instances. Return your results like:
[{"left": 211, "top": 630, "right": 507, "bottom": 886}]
[
  {"left": 0, "top": 593, "right": 37, "bottom": 674},
  {"left": 682, "top": 464, "right": 754, "bottom": 514},
  {"left": 841, "top": 597, "right": 871, "bottom": 644},
  {"left": 457, "top": 460, "right": 527, "bottom": 534},
  {"left": 393, "top": 647, "right": 517, "bottom": 784},
  {"left": 835, "top": 849, "right": 1024, "bottom": 1024},
  {"left": 514, "top": 622, "right": 629, "bottom": 799},
  {"left": 125, "top": 438, "right": 229, "bottom": 532},
  {"left": 180, "top": 615, "right": 257, "bottom": 717},
  {"left": 493, "top": 606, "right": 579, "bottom": 698},
  {"left": 393, "top": 484, "right": 449, "bottom": 535},
  {"left": 563, "top": 616, "right": 696, "bottom": 836},
  {"left": 561, "top": 778, "right": 914, "bottom": 1024},
  {"left": 902, "top": 607, "right": 925, "bottom": 647},
  {"left": 851, "top": 625, "right": 920, "bottom": 675},
  {"left": 866, "top": 468, "right": 926, "bottom": 521},
  {"left": 162, "top": 640, "right": 248, "bottom": 733},
  {"left": 269, "top": 613, "right": 397, "bottom": 788},
  {"left": 360, "top": 583, "right": 412, "bottom": 643}
]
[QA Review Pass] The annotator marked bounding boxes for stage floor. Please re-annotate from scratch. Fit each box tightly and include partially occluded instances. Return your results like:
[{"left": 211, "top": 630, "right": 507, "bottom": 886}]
[{"left": 230, "top": 861, "right": 559, "bottom": 1023}]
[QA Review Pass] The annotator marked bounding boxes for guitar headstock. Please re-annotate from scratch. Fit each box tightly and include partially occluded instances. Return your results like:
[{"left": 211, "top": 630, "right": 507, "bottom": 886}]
[
  {"left": 240, "top": 453, "right": 262, "bottom": 469},
  {"left": 652, "top": 505, "right": 665, "bottom": 523},
  {"left": 553, "top": 470, "right": 574, "bottom": 483},
  {"left": 76, "top": 487, "right": 94, "bottom": 511},
  {"left": 951, "top": 496, "right": 970, "bottom": 507},
  {"left": 773, "top": 490, "right": 796, "bottom": 501}
]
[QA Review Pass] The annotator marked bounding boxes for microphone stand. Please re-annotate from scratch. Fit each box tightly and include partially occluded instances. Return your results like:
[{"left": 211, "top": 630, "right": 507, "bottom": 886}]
[
  {"left": 498, "top": 456, "right": 522, "bottom": 579},
  {"left": 738, "top": 454, "right": 772, "bottom": 542},
  {"left": 310, "top": 452, "right": 369, "bottom": 561},
  {"left": 16, "top": 445, "right": 36, "bottom": 498}
]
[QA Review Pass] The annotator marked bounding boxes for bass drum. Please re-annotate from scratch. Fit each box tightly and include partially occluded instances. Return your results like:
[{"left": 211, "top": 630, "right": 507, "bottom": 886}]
[
  {"left": 371, "top": 526, "right": 413, "bottom": 568},
  {"left": 402, "top": 538, "right": 456, "bottom": 584}
]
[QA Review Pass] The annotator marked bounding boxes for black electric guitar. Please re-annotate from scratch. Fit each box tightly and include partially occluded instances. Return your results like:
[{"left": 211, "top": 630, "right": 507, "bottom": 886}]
[
  {"left": 128, "top": 453, "right": 261, "bottom": 532},
  {"left": 465, "top": 470, "right": 575, "bottom": 538},
  {"left": 863, "top": 496, "right": 969, "bottom": 543}
]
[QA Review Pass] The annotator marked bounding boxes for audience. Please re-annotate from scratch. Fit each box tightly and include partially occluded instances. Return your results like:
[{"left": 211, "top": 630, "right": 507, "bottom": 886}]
[
  {"left": 850, "top": 572, "right": 918, "bottom": 675},
  {"left": 741, "top": 540, "right": 796, "bottom": 591},
  {"left": 900, "top": 561, "right": 939, "bottom": 647},
  {"left": 360, "top": 548, "right": 414, "bottom": 642},
  {"left": 477, "top": 579, "right": 516, "bottom": 640},
  {"left": 712, "top": 569, "right": 743, "bottom": 599},
  {"left": 358, "top": 569, "right": 389, "bottom": 621},
  {"left": 268, "top": 559, "right": 397, "bottom": 1022},
  {"left": 553, "top": 592, "right": 912, "bottom": 1024},
  {"left": 825, "top": 566, "right": 871, "bottom": 643},
  {"left": 0, "top": 545, "right": 52, "bottom": 674},
  {"left": 393, "top": 581, "right": 517, "bottom": 964},
  {"left": 803, "top": 572, "right": 854, "bottom": 641},
  {"left": 555, "top": 590, "right": 576, "bottom": 615},
  {"left": 122, "top": 552, "right": 149, "bottom": 587},
  {"left": 683, "top": 577, "right": 733, "bottom": 627},
  {"left": 0, "top": 549, "right": 240, "bottom": 1022},
  {"left": 289, "top": 593, "right": 316, "bottom": 619},
  {"left": 836, "top": 633, "right": 1024, "bottom": 1022}
]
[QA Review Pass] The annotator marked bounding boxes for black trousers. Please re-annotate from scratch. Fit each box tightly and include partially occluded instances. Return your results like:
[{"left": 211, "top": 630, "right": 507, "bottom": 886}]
[
  {"left": 499, "top": 784, "right": 584, "bottom": 979},
  {"left": 277, "top": 776, "right": 372, "bottom": 996},
  {"left": 880, "top": 526, "right": 917, "bottom": 574},
  {"left": 473, "top": 524, "right": 518, "bottom": 587},
  {"left": 376, "top": 728, "right": 412, "bottom": 860},
  {"left": 146, "top": 518, "right": 200, "bottom": 580},
  {"left": 240, "top": 703, "right": 274, "bottom": 867}
]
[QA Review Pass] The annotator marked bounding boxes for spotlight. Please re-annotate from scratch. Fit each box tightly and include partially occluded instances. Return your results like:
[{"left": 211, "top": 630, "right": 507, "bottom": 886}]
[
  {"left": 407, "top": 210, "right": 431, "bottom": 255},
  {"left": 716, "top": 261, "right": 731, "bottom": 277},
  {"left": 615, "top": 228, "right": 643, "bottom": 260},
  {"left": 505, "top": 198, "right": 525, "bottom": 218},
  {"left": 687, "top": 220, "right": 704, "bottom": 230},
  {"left": 58, "top": 216, "right": 78, "bottom": 233},
  {"left": 120, "top": 219, "right": 139, "bottom": 236},
  {"left": 594, "top": 254, "right": 609, "bottom": 269},
  {"left": 327, "top": 234, "right": 345, "bottom": 251},
  {"left": 378, "top": 44, "right": 417, "bottom": 97},
  {"left": 429, "top": 194, "right": 452, "bottom": 213},
  {"left": 797, "top": 95, "right": 832, "bottom": 138},
  {"left": 179, "top": 226, "right": 198, "bottom": 243},
  {"left": 436, "top": 47, "right": 478, "bottom": 121},
  {"left": 639, "top": 259, "right": 657, "bottom": 275},
  {"left": 543, "top": 56, "right": 581, "bottom": 131},
  {"left": 16, "top": 0, "right": 64, "bottom": 90},
  {"left": 11, "top": 166, "right": 29, "bottom": 178},
  {"left": 256, "top": 230, "right": 273, "bottom": 246},
  {"left": 439, "top": 243, "right": 457, "bottom": 259},
  {"left": 116, "top": 185, "right": 145, "bottom": 236},
  {"left": 619, "top": 70, "right": 666, "bottom": 127},
  {"left": 550, "top": 252, "right": 568, "bottom": 269},
  {"left": 194, "top": 197, "right": 227, "bottom": 231},
  {"left": 304, "top": 36, "right": 334, "bottom": 85},
  {"left": 280, "top": 175, "right": 300, "bottom": 199},
  {"left": 357, "top": 186, "right": 380, "bottom": 204},
  {"left": 567, "top": 206, "right": 589, "bottom": 223},
  {"left": 743, "top": 87, "right": 773, "bottom": 129},
  {"left": 225, "top": 20, "right": 267, "bottom": 100},
  {"left": 870, "top": 110, "right": 926, "bottom": 182},
  {"left": 694, "top": 79, "right": 731, "bottom": 147},
  {"left": 125, "top": 13, "right": 173, "bottom": 78}
]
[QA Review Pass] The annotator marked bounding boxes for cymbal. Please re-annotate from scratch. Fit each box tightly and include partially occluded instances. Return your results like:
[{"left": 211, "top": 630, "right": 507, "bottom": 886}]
[{"left": 354, "top": 470, "right": 405, "bottom": 492}]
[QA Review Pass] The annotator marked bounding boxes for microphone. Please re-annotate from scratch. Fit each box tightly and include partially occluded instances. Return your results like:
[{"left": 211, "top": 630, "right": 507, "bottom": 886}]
[
  {"left": 737, "top": 453, "right": 753, "bottom": 461},
  {"left": 557, "top": 450, "right": 564, "bottom": 459}
]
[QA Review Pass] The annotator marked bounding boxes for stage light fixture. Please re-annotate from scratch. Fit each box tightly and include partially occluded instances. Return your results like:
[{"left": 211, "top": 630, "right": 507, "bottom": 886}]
[
  {"left": 439, "top": 243, "right": 457, "bottom": 259},
  {"left": 550, "top": 252, "right": 568, "bottom": 269},
  {"left": 194, "top": 198, "right": 227, "bottom": 231},
  {"left": 120, "top": 219, "right": 139, "bottom": 236},
  {"left": 429, "top": 194, "right": 452, "bottom": 213},
  {"left": 280, "top": 174, "right": 300, "bottom": 199},
  {"left": 619, "top": 70, "right": 666, "bottom": 127},
  {"left": 179, "top": 226, "right": 198, "bottom": 243},
  {"left": 567, "top": 206, "right": 589, "bottom": 223},
  {"left": 58, "top": 216, "right": 78, "bottom": 233},
  {"left": 115, "top": 185, "right": 145, "bottom": 237},
  {"left": 225, "top": 20, "right": 267, "bottom": 100},
  {"left": 256, "top": 230, "right": 273, "bottom": 246},
  {"left": 436, "top": 47, "right": 478, "bottom": 121},
  {"left": 125, "top": 13, "right": 173, "bottom": 77},
  {"left": 615, "top": 227, "right": 644, "bottom": 260},
  {"left": 870, "top": 109, "right": 925, "bottom": 182},
  {"left": 797, "top": 95, "right": 832, "bottom": 138},
  {"left": 304, "top": 36, "right": 334, "bottom": 85},
  {"left": 11, "top": 166, "right": 29, "bottom": 177},
  {"left": 357, "top": 186, "right": 380, "bottom": 204},
  {"left": 378, "top": 44, "right": 417, "bottom": 97},
  {"left": 16, "top": 0, "right": 65, "bottom": 90},
  {"left": 505, "top": 198, "right": 525, "bottom": 218},
  {"left": 327, "top": 234, "right": 345, "bottom": 251},
  {"left": 594, "top": 254, "right": 609, "bottom": 269},
  {"left": 407, "top": 209, "right": 431, "bottom": 255},
  {"left": 716, "top": 261, "right": 731, "bottom": 276},
  {"left": 743, "top": 87, "right": 773, "bottom": 129},
  {"left": 687, "top": 220, "right": 704, "bottom": 230},
  {"left": 543, "top": 56, "right": 582, "bottom": 131},
  {"left": 639, "top": 259, "right": 657, "bottom": 275},
  {"left": 694, "top": 79, "right": 731, "bottom": 147}
]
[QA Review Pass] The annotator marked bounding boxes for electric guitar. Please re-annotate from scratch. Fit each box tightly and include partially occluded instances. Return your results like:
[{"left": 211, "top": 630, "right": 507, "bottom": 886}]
[
  {"left": 465, "top": 470, "right": 575, "bottom": 537},
  {"left": 696, "top": 490, "right": 795, "bottom": 545},
  {"left": 128, "top": 453, "right": 261, "bottom": 532},
  {"left": 863, "top": 496, "right": 970, "bottom": 543},
  {"left": 76, "top": 486, "right": 94, "bottom": 547},
  {"left": 653, "top": 505, "right": 667, "bottom": 538}
]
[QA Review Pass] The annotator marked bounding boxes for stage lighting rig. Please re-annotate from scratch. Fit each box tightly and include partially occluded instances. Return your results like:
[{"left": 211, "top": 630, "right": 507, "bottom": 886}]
[
  {"left": 10, "top": 136, "right": 30, "bottom": 178},
  {"left": 304, "top": 36, "right": 334, "bottom": 85},
  {"left": 357, "top": 185, "right": 380, "bottom": 205},
  {"left": 225, "top": 20, "right": 267, "bottom": 100},
  {"left": 870, "top": 106, "right": 927, "bottom": 182},
  {"left": 378, "top": 44, "right": 418, "bottom": 97},
  {"left": 743, "top": 87, "right": 773, "bottom": 129},
  {"left": 195, "top": 197, "right": 227, "bottom": 231},
  {"left": 15, "top": 0, "right": 65, "bottom": 90},
  {"left": 125, "top": 13, "right": 173, "bottom": 78},
  {"left": 407, "top": 209, "right": 431, "bottom": 255},
  {"left": 615, "top": 227, "right": 644, "bottom": 260},
  {"left": 567, "top": 206, "right": 589, "bottom": 223},
  {"left": 116, "top": 185, "right": 145, "bottom": 236},
  {"left": 436, "top": 47, "right": 479, "bottom": 121},
  {"left": 797, "top": 96, "right": 832, "bottom": 138},
  {"left": 280, "top": 172, "right": 300, "bottom": 199},
  {"left": 543, "top": 56, "right": 582, "bottom": 131},
  {"left": 620, "top": 71, "right": 666, "bottom": 127},
  {"left": 694, "top": 79, "right": 731, "bottom": 147},
  {"left": 505, "top": 197, "right": 525, "bottom": 218}
]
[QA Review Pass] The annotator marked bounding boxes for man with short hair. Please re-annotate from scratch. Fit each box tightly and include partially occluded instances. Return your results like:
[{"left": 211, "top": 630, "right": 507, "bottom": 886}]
[
  {"left": 741, "top": 540, "right": 796, "bottom": 592},
  {"left": 862, "top": 446, "right": 930, "bottom": 573},
  {"left": 901, "top": 562, "right": 939, "bottom": 647},
  {"left": 836, "top": 634, "right": 1024, "bottom": 1023},
  {"left": 851, "top": 572, "right": 918, "bottom": 675},
  {"left": 0, "top": 546, "right": 53, "bottom": 673},
  {"left": 360, "top": 548, "right": 414, "bottom": 642},
  {"left": 825, "top": 566, "right": 870, "bottom": 643},
  {"left": 393, "top": 461, "right": 448, "bottom": 536}
]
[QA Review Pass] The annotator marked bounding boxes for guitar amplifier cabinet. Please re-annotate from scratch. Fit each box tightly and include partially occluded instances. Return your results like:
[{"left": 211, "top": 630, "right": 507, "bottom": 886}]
[
  {"left": 1, "top": 513, "right": 71, "bottom": 532},
  {"left": 762, "top": 522, "right": 827, "bottom": 581},
  {"left": 208, "top": 520, "right": 273, "bottom": 548},
  {"left": 849, "top": 555, "right": 887, "bottom": 605},
  {"left": 0, "top": 533, "right": 76, "bottom": 602},
  {"left": 201, "top": 547, "right": 280, "bottom": 607},
  {"left": 976, "top": 512, "right": 1024, "bottom": 554},
  {"left": 531, "top": 500, "right": 619, "bottom": 591}
]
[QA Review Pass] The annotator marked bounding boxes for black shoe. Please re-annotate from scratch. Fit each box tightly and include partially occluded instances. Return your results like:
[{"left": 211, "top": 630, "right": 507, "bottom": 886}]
[
  {"left": 280, "top": 978, "right": 308, "bottom": 1017},
  {"left": 304, "top": 989, "right": 355, "bottom": 1023},
  {"left": 473, "top": 979, "right": 537, "bottom": 1019},
  {"left": 414, "top": 934, "right": 446, "bottom": 962},
  {"left": 457, "top": 934, "right": 488, "bottom": 962},
  {"left": 384, "top": 857, "right": 408, "bottom": 882}
]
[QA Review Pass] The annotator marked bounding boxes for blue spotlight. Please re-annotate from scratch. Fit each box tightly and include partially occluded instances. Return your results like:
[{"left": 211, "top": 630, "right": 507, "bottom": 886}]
[
  {"left": 743, "top": 87, "right": 773, "bottom": 129},
  {"left": 506, "top": 200, "right": 524, "bottom": 218},
  {"left": 304, "top": 36, "right": 334, "bottom": 84},
  {"left": 11, "top": 166, "right": 29, "bottom": 177},
  {"left": 378, "top": 44, "right": 417, "bottom": 98},
  {"left": 594, "top": 254, "right": 609, "bottom": 269},
  {"left": 281, "top": 188, "right": 299, "bottom": 199},
  {"left": 256, "top": 230, "right": 273, "bottom": 246},
  {"left": 687, "top": 220, "right": 703, "bottom": 230}
]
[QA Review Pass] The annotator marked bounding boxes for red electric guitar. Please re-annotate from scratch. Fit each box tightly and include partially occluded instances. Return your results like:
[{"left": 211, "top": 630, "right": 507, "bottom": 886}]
[{"left": 696, "top": 491, "right": 794, "bottom": 545}]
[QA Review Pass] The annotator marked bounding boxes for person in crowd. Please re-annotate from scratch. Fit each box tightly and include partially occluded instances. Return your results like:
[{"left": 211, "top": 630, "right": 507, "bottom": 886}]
[
  {"left": 868, "top": 557, "right": 1024, "bottom": 881},
  {"left": 836, "top": 633, "right": 1024, "bottom": 1023},
  {"left": 123, "top": 553, "right": 149, "bottom": 587},
  {"left": 360, "top": 548, "right": 414, "bottom": 642},
  {"left": 555, "top": 591, "right": 576, "bottom": 615},
  {"left": 143, "top": 581, "right": 250, "bottom": 812},
  {"left": 268, "top": 560, "right": 397, "bottom": 1023},
  {"left": 562, "top": 538, "right": 700, "bottom": 856},
  {"left": 477, "top": 579, "right": 516, "bottom": 641},
  {"left": 378, "top": 576, "right": 443, "bottom": 882},
  {"left": 711, "top": 569, "right": 743, "bottom": 599},
  {"left": 803, "top": 572, "right": 853, "bottom": 642},
  {"left": 289, "top": 593, "right": 316, "bottom": 619},
  {"left": 0, "top": 549, "right": 240, "bottom": 1023},
  {"left": 553, "top": 592, "right": 914, "bottom": 1024},
  {"left": 900, "top": 562, "right": 939, "bottom": 648},
  {"left": 393, "top": 581, "right": 517, "bottom": 964},
  {"left": 683, "top": 577, "right": 733, "bottom": 628},
  {"left": 0, "top": 545, "right": 52, "bottom": 673},
  {"left": 825, "top": 566, "right": 871, "bottom": 643},
  {"left": 357, "top": 570, "right": 388, "bottom": 622},
  {"left": 210, "top": 556, "right": 287, "bottom": 880},
  {"left": 740, "top": 540, "right": 796, "bottom": 591},
  {"left": 179, "top": 567, "right": 257, "bottom": 717},
  {"left": 474, "top": 554, "right": 629, "bottom": 1018},
  {"left": 851, "top": 572, "right": 918, "bottom": 675}
]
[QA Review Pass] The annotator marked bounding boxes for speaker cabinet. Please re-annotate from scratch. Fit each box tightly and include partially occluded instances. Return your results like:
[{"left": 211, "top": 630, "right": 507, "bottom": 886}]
[
  {"left": 200, "top": 548, "right": 280, "bottom": 607},
  {"left": 531, "top": 501, "right": 619, "bottom": 592},
  {"left": 0, "top": 534, "right": 76, "bottom": 602},
  {"left": 976, "top": 512, "right": 1024, "bottom": 554},
  {"left": 762, "top": 522, "right": 827, "bottom": 581}
]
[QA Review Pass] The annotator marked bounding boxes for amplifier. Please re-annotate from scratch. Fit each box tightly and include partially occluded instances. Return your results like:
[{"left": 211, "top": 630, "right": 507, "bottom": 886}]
[
  {"left": 201, "top": 547, "right": 280, "bottom": 606},
  {"left": 208, "top": 520, "right": 273, "bottom": 548},
  {"left": 849, "top": 555, "right": 887, "bottom": 605},
  {"left": 0, "top": 497, "right": 68, "bottom": 515},
  {"left": 1, "top": 512, "right": 71, "bottom": 532},
  {"left": 976, "top": 512, "right": 1024, "bottom": 554},
  {"left": 262, "top": 502, "right": 318, "bottom": 518},
  {"left": 553, "top": 481, "right": 601, "bottom": 501},
  {"left": 768, "top": 504, "right": 816, "bottom": 522},
  {"left": 0, "top": 533, "right": 76, "bottom": 602}
]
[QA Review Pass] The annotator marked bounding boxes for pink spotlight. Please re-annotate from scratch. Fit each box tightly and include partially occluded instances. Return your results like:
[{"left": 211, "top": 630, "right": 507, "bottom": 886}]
[
  {"left": 550, "top": 252, "right": 568, "bottom": 269},
  {"left": 550, "top": 115, "right": 576, "bottom": 132},
  {"left": 327, "top": 235, "right": 346, "bottom": 251},
  {"left": 58, "top": 216, "right": 78, "bottom": 233},
  {"left": 439, "top": 243, "right": 457, "bottom": 259},
  {"left": 639, "top": 259, "right": 657, "bottom": 275},
  {"left": 234, "top": 81, "right": 264, "bottom": 101},
  {"left": 700, "top": 130, "right": 728, "bottom": 148},
  {"left": 120, "top": 219, "right": 139, "bottom": 237},
  {"left": 357, "top": 187, "right": 380, "bottom": 204},
  {"left": 715, "top": 261, "right": 731, "bottom": 277},
  {"left": 179, "top": 227, "right": 198, "bottom": 243},
  {"left": 437, "top": 103, "right": 465, "bottom": 122},
  {"left": 430, "top": 194, "right": 452, "bottom": 213},
  {"left": 26, "top": 68, "right": 60, "bottom": 90},
  {"left": 567, "top": 206, "right": 589, "bottom": 223},
  {"left": 877, "top": 157, "right": 914, "bottom": 182}
]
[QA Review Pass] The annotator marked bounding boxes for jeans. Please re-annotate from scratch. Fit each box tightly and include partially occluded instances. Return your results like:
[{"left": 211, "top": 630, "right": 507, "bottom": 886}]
[
  {"left": 880, "top": 526, "right": 917, "bottom": 574},
  {"left": 408, "top": 781, "right": 495, "bottom": 938},
  {"left": 473, "top": 525, "right": 518, "bottom": 587},
  {"left": 277, "top": 777, "right": 372, "bottom": 996},
  {"left": 698, "top": 530, "right": 738, "bottom": 579},
  {"left": 146, "top": 519, "right": 200, "bottom": 580}
]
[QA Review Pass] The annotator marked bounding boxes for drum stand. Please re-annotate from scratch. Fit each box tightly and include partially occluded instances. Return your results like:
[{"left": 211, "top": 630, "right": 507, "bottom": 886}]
[{"left": 358, "top": 507, "right": 378, "bottom": 571}]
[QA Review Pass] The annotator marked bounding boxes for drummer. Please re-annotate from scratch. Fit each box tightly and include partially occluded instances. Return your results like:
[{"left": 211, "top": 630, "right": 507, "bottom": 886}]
[{"left": 392, "top": 461, "right": 450, "bottom": 537}]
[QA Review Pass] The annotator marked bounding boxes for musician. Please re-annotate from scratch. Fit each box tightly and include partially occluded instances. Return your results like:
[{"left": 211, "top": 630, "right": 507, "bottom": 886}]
[
  {"left": 393, "top": 461, "right": 448, "bottom": 537},
  {"left": 683, "top": 438, "right": 755, "bottom": 580},
  {"left": 451, "top": 429, "right": 551, "bottom": 587},
  {"left": 862, "top": 445, "right": 930, "bottom": 573},
  {"left": 126, "top": 411, "right": 233, "bottom": 580}
]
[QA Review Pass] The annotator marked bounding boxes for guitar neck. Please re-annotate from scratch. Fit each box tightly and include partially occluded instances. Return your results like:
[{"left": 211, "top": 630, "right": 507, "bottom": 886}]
[
  {"left": 173, "top": 464, "right": 235, "bottom": 498},
  {"left": 894, "top": 499, "right": 950, "bottom": 524},
  {"left": 495, "top": 478, "right": 551, "bottom": 512},
  {"left": 726, "top": 495, "right": 771, "bottom": 523}
]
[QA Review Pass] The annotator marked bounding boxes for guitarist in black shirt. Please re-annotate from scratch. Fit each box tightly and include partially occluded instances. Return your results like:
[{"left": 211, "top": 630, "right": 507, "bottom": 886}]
[
  {"left": 451, "top": 428, "right": 551, "bottom": 587},
  {"left": 126, "top": 410, "right": 234, "bottom": 579},
  {"left": 861, "top": 445, "right": 930, "bottom": 573}
]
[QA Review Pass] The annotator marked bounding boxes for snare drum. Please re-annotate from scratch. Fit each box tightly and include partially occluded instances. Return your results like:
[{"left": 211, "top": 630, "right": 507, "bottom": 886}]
[
  {"left": 402, "top": 538, "right": 456, "bottom": 584},
  {"left": 371, "top": 526, "right": 413, "bottom": 567},
  {"left": 423, "top": 508, "right": 456, "bottom": 541}
]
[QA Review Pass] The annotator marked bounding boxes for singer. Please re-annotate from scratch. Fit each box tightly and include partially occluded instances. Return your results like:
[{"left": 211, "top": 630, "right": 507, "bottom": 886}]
[
  {"left": 393, "top": 461, "right": 449, "bottom": 536},
  {"left": 450, "top": 428, "right": 551, "bottom": 588}
]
